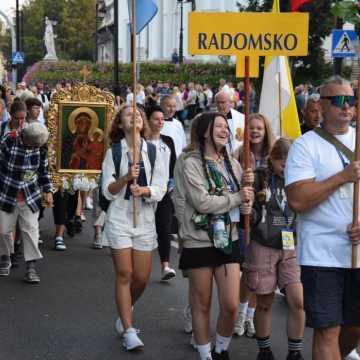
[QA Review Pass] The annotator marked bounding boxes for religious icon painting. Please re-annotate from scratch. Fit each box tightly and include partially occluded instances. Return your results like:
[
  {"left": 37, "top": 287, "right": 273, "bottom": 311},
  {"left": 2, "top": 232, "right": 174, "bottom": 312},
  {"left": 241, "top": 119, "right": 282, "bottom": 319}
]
[{"left": 47, "top": 84, "right": 115, "bottom": 189}]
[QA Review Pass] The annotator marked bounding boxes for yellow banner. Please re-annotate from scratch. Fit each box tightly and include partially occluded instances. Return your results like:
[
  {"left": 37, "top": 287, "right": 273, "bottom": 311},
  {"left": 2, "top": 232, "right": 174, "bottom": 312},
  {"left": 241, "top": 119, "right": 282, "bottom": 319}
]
[
  {"left": 236, "top": 56, "right": 259, "bottom": 78},
  {"left": 189, "top": 12, "right": 309, "bottom": 56}
]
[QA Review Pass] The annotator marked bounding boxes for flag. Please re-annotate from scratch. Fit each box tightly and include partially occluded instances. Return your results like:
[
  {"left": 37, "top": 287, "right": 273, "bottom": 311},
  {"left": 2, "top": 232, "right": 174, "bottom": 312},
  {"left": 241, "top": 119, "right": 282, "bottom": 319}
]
[
  {"left": 258, "top": 0, "right": 301, "bottom": 139},
  {"left": 291, "top": 0, "right": 313, "bottom": 11},
  {"left": 128, "top": 0, "right": 158, "bottom": 34}
]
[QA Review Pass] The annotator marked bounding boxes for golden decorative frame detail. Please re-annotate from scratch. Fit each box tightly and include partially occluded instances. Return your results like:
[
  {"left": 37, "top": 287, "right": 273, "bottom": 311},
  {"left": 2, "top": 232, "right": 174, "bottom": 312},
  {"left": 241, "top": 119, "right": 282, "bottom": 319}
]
[{"left": 47, "top": 83, "right": 114, "bottom": 189}]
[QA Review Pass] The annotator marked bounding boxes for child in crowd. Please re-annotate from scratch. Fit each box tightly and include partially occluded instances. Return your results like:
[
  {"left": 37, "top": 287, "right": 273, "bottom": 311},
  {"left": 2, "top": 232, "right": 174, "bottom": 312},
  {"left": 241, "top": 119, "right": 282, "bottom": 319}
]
[
  {"left": 234, "top": 113, "right": 275, "bottom": 338},
  {"left": 242, "top": 138, "right": 305, "bottom": 360}
]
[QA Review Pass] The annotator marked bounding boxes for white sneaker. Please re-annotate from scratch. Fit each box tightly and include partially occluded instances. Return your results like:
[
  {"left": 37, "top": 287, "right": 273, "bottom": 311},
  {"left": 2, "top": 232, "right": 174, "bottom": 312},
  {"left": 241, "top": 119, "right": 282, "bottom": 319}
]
[
  {"left": 346, "top": 349, "right": 360, "bottom": 360},
  {"left": 85, "top": 196, "right": 93, "bottom": 210},
  {"left": 183, "top": 304, "right": 193, "bottom": 334},
  {"left": 233, "top": 311, "right": 246, "bottom": 336},
  {"left": 161, "top": 266, "right": 176, "bottom": 281},
  {"left": 245, "top": 318, "right": 256, "bottom": 338},
  {"left": 115, "top": 318, "right": 124, "bottom": 335},
  {"left": 122, "top": 328, "right": 144, "bottom": 351}
]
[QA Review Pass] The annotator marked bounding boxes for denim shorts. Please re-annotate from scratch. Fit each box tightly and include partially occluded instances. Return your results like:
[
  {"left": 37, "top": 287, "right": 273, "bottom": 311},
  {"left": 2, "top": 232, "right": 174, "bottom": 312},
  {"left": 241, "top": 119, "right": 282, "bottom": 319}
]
[{"left": 301, "top": 266, "right": 360, "bottom": 329}]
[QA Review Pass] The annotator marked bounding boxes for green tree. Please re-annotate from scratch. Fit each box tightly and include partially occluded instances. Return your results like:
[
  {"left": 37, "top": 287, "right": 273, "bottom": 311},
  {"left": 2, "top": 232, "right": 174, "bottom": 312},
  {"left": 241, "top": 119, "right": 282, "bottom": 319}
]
[
  {"left": 0, "top": 28, "right": 12, "bottom": 71},
  {"left": 18, "top": 0, "right": 96, "bottom": 68}
]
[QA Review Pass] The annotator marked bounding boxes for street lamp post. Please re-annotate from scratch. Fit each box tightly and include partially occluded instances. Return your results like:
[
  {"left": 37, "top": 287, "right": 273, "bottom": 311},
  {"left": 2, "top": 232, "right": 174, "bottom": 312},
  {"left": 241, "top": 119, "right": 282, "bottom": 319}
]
[
  {"left": 178, "top": 1, "right": 195, "bottom": 64},
  {"left": 113, "top": 0, "right": 119, "bottom": 92},
  {"left": 16, "top": 0, "right": 20, "bottom": 80},
  {"left": 178, "top": 0, "right": 184, "bottom": 64},
  {"left": 95, "top": 2, "right": 99, "bottom": 62}
]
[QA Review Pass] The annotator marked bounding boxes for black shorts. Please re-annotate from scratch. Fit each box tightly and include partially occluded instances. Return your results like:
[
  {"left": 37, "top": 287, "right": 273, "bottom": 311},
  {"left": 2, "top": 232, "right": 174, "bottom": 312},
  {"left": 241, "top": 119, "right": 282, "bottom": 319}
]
[
  {"left": 179, "top": 240, "right": 243, "bottom": 270},
  {"left": 301, "top": 266, "right": 360, "bottom": 329}
]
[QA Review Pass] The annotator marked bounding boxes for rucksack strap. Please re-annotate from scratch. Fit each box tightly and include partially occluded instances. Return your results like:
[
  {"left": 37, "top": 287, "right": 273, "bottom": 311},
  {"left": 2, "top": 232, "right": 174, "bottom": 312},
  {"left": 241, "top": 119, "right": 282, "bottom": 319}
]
[
  {"left": 313, "top": 127, "right": 355, "bottom": 162},
  {"left": 146, "top": 141, "right": 156, "bottom": 184},
  {"left": 111, "top": 142, "right": 122, "bottom": 178},
  {"left": 111, "top": 141, "right": 156, "bottom": 184}
]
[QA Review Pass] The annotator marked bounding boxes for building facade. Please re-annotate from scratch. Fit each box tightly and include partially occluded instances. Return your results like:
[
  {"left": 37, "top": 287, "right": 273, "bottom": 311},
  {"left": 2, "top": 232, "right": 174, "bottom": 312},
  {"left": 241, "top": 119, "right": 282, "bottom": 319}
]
[{"left": 97, "top": 0, "right": 239, "bottom": 64}]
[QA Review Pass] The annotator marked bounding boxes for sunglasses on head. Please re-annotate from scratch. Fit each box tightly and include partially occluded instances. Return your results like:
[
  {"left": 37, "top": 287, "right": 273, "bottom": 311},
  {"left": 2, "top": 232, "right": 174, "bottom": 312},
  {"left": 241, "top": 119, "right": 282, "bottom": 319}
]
[{"left": 320, "top": 95, "right": 356, "bottom": 108}]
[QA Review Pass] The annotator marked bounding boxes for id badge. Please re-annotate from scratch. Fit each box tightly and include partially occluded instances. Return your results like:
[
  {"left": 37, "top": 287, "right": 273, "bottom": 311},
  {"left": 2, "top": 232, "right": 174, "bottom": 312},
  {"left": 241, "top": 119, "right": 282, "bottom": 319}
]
[
  {"left": 229, "top": 207, "right": 240, "bottom": 222},
  {"left": 339, "top": 183, "right": 353, "bottom": 199},
  {"left": 23, "top": 170, "right": 35, "bottom": 181},
  {"left": 281, "top": 229, "right": 295, "bottom": 250}
]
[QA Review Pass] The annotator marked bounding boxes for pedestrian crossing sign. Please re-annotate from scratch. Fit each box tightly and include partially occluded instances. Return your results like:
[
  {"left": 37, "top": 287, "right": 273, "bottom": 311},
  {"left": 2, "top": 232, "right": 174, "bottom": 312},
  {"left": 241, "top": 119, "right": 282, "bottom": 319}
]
[
  {"left": 12, "top": 51, "right": 24, "bottom": 64},
  {"left": 332, "top": 30, "right": 357, "bottom": 58}
]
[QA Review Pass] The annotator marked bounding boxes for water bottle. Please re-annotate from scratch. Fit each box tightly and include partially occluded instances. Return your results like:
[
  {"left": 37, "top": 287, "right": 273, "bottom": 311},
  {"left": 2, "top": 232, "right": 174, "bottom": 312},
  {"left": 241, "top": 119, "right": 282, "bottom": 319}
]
[{"left": 212, "top": 215, "right": 229, "bottom": 249}]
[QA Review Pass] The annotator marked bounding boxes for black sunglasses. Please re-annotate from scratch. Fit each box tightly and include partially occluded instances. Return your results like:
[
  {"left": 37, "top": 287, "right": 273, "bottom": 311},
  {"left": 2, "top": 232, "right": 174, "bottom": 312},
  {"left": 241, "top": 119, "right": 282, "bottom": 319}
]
[{"left": 320, "top": 95, "right": 356, "bottom": 108}]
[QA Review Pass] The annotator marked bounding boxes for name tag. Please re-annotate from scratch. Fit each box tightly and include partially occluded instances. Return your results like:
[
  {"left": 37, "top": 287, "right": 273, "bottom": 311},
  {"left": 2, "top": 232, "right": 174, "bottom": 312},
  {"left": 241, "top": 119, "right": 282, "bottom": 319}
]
[
  {"left": 339, "top": 183, "right": 353, "bottom": 199},
  {"left": 281, "top": 229, "right": 295, "bottom": 250},
  {"left": 229, "top": 207, "right": 240, "bottom": 222},
  {"left": 23, "top": 170, "right": 36, "bottom": 181}
]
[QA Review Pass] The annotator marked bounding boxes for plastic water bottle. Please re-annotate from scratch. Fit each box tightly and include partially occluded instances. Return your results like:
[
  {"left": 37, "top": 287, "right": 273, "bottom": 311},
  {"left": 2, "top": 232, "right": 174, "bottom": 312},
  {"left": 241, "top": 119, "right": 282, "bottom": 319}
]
[{"left": 212, "top": 215, "right": 228, "bottom": 249}]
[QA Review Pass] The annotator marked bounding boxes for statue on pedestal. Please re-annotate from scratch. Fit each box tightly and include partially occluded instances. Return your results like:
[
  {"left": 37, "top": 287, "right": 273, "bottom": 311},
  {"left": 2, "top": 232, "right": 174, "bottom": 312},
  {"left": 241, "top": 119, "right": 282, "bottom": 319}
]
[{"left": 44, "top": 17, "right": 58, "bottom": 61}]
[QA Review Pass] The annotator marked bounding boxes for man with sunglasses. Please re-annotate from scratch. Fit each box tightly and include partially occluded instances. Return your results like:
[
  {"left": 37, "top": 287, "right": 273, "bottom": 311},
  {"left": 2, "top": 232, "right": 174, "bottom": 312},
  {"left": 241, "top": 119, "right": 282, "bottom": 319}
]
[{"left": 285, "top": 76, "right": 360, "bottom": 360}]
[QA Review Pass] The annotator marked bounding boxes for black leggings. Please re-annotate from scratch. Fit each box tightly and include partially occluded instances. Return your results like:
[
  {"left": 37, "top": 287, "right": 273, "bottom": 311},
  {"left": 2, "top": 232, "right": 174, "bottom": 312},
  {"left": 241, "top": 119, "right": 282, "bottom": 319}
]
[
  {"left": 155, "top": 192, "right": 174, "bottom": 263},
  {"left": 52, "top": 191, "right": 79, "bottom": 225}
]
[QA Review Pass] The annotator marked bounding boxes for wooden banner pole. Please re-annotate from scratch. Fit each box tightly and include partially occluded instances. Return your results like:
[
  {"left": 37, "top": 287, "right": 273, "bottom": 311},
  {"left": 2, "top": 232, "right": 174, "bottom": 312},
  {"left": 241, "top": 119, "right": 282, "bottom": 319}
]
[
  {"left": 351, "top": 74, "right": 360, "bottom": 268},
  {"left": 278, "top": 58, "right": 282, "bottom": 137},
  {"left": 132, "top": 0, "right": 138, "bottom": 228},
  {"left": 244, "top": 56, "right": 251, "bottom": 246}
]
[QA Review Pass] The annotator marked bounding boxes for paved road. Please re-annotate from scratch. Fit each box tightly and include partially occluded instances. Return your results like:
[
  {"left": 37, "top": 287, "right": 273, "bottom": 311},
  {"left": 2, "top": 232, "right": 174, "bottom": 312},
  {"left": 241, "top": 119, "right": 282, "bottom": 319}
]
[{"left": 0, "top": 209, "right": 312, "bottom": 360}]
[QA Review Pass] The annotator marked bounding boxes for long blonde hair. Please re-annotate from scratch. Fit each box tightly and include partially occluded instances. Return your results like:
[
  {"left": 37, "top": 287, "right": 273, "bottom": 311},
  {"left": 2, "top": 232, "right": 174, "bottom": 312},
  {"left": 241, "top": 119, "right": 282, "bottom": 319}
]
[{"left": 249, "top": 113, "right": 275, "bottom": 158}]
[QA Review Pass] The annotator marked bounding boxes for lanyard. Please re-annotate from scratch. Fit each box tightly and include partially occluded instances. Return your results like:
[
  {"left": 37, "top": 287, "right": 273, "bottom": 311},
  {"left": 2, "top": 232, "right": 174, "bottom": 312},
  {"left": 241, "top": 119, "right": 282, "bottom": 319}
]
[
  {"left": 207, "top": 159, "right": 237, "bottom": 193},
  {"left": 320, "top": 124, "right": 350, "bottom": 169},
  {"left": 335, "top": 148, "right": 349, "bottom": 169},
  {"left": 271, "top": 175, "right": 291, "bottom": 227}
]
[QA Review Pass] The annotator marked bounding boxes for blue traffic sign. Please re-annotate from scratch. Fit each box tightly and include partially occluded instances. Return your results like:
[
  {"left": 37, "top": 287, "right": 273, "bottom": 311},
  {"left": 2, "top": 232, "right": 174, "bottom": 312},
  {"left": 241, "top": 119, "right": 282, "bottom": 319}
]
[
  {"left": 332, "top": 30, "right": 358, "bottom": 58},
  {"left": 12, "top": 51, "right": 24, "bottom": 64}
]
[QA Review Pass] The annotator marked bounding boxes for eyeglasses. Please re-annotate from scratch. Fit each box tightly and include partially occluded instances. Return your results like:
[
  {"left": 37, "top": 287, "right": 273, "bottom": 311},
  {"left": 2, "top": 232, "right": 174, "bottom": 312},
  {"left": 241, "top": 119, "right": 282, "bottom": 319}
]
[{"left": 320, "top": 95, "right": 356, "bottom": 108}]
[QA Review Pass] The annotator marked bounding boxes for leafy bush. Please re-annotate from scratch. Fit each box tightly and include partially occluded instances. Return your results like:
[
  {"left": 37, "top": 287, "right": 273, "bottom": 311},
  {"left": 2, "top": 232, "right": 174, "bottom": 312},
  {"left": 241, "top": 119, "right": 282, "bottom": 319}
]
[{"left": 23, "top": 60, "right": 240, "bottom": 89}]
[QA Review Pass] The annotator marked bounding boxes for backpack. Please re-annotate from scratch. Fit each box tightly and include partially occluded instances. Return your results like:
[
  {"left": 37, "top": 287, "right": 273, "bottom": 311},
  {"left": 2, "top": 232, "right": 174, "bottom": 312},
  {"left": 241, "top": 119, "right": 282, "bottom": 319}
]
[{"left": 98, "top": 141, "right": 157, "bottom": 212}]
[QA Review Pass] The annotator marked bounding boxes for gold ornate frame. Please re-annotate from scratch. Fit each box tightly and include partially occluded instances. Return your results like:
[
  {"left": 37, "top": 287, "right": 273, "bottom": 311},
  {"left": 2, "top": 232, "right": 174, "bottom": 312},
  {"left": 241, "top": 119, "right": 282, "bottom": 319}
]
[{"left": 47, "top": 83, "right": 114, "bottom": 189}]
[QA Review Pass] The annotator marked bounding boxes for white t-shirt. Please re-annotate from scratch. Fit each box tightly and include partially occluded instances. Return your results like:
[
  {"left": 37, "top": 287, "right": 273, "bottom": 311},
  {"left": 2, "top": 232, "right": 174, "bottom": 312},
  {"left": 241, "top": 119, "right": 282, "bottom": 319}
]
[
  {"left": 285, "top": 127, "right": 360, "bottom": 268},
  {"left": 227, "top": 108, "right": 244, "bottom": 154},
  {"left": 126, "top": 91, "right": 146, "bottom": 106},
  {"left": 205, "top": 89, "right": 213, "bottom": 105},
  {"left": 148, "top": 138, "right": 170, "bottom": 182},
  {"left": 161, "top": 118, "right": 187, "bottom": 158}
]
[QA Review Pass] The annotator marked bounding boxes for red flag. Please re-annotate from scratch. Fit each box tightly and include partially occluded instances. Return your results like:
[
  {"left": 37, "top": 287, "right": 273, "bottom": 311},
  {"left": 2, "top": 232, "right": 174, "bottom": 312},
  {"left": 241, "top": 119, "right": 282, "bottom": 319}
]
[{"left": 291, "top": 0, "right": 312, "bottom": 11}]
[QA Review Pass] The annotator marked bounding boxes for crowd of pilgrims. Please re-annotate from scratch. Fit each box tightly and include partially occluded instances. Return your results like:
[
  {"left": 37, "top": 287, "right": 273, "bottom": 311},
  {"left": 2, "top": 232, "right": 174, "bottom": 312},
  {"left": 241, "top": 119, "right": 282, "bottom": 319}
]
[{"left": 0, "top": 76, "right": 359, "bottom": 360}]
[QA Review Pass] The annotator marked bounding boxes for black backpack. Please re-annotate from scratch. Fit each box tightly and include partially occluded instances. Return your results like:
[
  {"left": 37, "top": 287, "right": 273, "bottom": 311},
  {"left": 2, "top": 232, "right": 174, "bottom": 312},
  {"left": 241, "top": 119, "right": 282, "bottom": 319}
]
[{"left": 98, "top": 141, "right": 156, "bottom": 212}]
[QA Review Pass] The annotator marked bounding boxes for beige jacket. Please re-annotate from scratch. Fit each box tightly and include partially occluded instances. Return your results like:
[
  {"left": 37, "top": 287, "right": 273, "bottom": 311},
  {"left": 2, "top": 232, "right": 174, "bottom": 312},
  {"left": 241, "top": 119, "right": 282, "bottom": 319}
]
[{"left": 175, "top": 150, "right": 243, "bottom": 249}]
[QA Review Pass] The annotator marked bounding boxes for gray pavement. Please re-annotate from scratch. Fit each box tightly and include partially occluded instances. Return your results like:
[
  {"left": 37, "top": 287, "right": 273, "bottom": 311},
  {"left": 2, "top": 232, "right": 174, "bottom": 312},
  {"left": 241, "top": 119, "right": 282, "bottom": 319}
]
[{"left": 0, "top": 209, "right": 312, "bottom": 360}]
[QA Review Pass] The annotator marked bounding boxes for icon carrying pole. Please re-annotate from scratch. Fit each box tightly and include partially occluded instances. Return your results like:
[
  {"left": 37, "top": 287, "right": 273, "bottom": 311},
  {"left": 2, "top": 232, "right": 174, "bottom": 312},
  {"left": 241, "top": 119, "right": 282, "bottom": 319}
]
[
  {"left": 278, "top": 57, "right": 282, "bottom": 137},
  {"left": 352, "top": 73, "right": 360, "bottom": 268},
  {"left": 244, "top": 56, "right": 251, "bottom": 246},
  {"left": 278, "top": 73, "right": 282, "bottom": 136},
  {"left": 131, "top": 0, "right": 138, "bottom": 227}
]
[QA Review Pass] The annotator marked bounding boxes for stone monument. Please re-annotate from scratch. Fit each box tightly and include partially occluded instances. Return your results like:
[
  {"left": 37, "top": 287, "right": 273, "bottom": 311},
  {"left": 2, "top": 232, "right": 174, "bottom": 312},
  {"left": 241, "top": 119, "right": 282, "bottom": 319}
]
[{"left": 44, "top": 17, "right": 58, "bottom": 61}]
